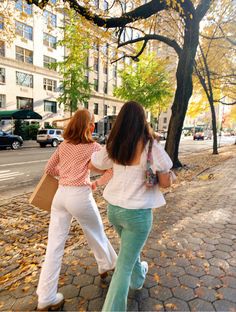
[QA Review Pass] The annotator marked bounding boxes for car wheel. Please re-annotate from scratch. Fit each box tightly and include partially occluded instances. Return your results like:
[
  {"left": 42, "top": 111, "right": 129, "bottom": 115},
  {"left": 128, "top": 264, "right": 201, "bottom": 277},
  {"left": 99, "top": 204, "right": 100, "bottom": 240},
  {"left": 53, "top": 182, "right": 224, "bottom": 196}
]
[
  {"left": 51, "top": 140, "right": 59, "bottom": 147},
  {"left": 11, "top": 141, "right": 21, "bottom": 150},
  {"left": 39, "top": 143, "right": 46, "bottom": 148}
]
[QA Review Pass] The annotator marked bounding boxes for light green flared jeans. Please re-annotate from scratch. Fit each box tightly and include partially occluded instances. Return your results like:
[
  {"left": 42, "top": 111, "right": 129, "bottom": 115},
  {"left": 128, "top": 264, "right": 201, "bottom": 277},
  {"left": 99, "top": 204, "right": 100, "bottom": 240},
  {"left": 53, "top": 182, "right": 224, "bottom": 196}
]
[{"left": 102, "top": 204, "right": 153, "bottom": 312}]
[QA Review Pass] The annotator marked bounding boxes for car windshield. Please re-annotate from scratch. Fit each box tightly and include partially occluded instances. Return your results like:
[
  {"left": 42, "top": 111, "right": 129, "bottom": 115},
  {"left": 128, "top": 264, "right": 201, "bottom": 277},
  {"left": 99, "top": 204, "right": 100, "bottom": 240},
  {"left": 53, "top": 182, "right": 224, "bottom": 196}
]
[{"left": 38, "top": 130, "right": 47, "bottom": 135}]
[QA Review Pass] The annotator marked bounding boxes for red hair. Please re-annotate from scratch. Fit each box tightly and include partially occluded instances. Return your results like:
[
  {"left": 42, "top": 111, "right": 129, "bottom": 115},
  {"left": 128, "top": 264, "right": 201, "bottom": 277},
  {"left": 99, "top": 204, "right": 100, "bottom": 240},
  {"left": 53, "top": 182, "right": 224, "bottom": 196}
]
[{"left": 63, "top": 109, "right": 94, "bottom": 144}]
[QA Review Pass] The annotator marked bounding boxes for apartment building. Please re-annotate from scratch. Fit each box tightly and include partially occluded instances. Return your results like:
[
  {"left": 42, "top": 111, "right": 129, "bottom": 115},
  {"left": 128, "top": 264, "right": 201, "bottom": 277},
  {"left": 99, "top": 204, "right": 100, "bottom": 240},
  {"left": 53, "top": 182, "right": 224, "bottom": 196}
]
[{"left": 0, "top": 0, "right": 125, "bottom": 131}]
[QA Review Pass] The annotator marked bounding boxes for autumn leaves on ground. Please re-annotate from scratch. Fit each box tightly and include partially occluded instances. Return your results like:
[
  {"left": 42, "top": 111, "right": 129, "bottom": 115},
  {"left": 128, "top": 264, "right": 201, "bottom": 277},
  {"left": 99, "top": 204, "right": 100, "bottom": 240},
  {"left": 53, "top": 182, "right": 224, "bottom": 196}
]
[{"left": 0, "top": 144, "right": 235, "bottom": 310}]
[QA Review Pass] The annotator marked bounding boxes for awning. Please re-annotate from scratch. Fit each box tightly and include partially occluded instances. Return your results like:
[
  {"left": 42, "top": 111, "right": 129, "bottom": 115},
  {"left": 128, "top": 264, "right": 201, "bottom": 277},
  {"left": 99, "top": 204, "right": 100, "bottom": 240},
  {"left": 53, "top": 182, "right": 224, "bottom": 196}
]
[{"left": 0, "top": 110, "right": 42, "bottom": 120}]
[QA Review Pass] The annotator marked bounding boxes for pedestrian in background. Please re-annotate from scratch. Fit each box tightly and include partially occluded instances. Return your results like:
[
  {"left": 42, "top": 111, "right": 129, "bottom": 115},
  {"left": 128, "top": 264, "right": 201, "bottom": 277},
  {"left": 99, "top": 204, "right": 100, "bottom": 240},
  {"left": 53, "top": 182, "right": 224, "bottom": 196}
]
[
  {"left": 90, "top": 101, "right": 173, "bottom": 311},
  {"left": 36, "top": 109, "right": 117, "bottom": 311}
]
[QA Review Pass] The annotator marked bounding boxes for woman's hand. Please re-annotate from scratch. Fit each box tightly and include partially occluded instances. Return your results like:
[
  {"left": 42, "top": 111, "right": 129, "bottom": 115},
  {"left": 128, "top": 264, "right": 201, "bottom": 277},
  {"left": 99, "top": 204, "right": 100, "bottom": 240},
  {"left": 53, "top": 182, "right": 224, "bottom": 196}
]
[{"left": 91, "top": 181, "right": 98, "bottom": 190}]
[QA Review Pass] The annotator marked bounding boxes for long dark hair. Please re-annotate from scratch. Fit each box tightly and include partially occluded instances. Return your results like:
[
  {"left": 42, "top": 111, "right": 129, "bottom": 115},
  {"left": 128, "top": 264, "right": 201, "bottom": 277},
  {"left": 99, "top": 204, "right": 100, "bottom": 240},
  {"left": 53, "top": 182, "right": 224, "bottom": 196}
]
[{"left": 106, "top": 101, "right": 151, "bottom": 165}]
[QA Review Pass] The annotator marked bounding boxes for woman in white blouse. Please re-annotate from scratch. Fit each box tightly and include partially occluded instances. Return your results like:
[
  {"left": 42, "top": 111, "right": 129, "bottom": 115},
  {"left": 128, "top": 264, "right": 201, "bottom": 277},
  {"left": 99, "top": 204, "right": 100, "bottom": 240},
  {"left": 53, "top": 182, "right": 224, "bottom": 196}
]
[{"left": 90, "top": 101, "right": 173, "bottom": 312}]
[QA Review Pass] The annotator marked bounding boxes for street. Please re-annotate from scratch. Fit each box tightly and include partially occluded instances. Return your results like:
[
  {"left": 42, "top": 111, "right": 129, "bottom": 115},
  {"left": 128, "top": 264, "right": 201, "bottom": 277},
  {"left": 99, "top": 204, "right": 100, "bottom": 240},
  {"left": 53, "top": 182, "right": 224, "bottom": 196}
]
[
  {"left": 0, "top": 146, "right": 54, "bottom": 200},
  {"left": 178, "top": 135, "right": 236, "bottom": 155},
  {"left": 0, "top": 135, "right": 235, "bottom": 200}
]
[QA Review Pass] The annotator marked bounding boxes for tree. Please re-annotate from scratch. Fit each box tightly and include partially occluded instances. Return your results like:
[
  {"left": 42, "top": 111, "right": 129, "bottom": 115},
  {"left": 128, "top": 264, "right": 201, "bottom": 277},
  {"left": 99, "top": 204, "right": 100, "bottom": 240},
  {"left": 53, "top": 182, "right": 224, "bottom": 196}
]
[
  {"left": 28, "top": 0, "right": 213, "bottom": 167},
  {"left": 114, "top": 53, "right": 173, "bottom": 122},
  {"left": 194, "top": 0, "right": 236, "bottom": 154},
  {"left": 187, "top": 93, "right": 210, "bottom": 120},
  {"left": 55, "top": 10, "right": 92, "bottom": 116}
]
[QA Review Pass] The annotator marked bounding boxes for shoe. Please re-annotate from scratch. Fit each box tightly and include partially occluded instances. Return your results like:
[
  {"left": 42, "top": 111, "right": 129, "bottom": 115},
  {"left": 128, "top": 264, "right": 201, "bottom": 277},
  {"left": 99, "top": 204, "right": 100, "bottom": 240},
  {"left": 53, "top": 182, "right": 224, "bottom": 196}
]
[
  {"left": 136, "top": 261, "right": 148, "bottom": 290},
  {"left": 100, "top": 268, "right": 115, "bottom": 280},
  {"left": 37, "top": 293, "right": 64, "bottom": 311}
]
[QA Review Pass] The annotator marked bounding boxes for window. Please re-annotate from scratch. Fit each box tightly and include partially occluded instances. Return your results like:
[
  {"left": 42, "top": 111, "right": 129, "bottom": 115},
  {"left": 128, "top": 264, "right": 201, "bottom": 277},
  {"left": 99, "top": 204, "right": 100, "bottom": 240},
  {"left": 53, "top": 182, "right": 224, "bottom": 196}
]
[
  {"left": 94, "top": 0, "right": 99, "bottom": 8},
  {"left": 103, "top": 81, "right": 108, "bottom": 94},
  {"left": 16, "top": 46, "right": 33, "bottom": 64},
  {"left": 84, "top": 102, "right": 89, "bottom": 109},
  {"left": 0, "top": 41, "right": 5, "bottom": 57},
  {"left": 44, "top": 100, "right": 57, "bottom": 113},
  {"left": 103, "top": 104, "right": 108, "bottom": 116},
  {"left": 43, "top": 10, "right": 57, "bottom": 27},
  {"left": 113, "top": 63, "right": 117, "bottom": 78},
  {"left": 93, "top": 57, "right": 99, "bottom": 71},
  {"left": 15, "top": 21, "right": 33, "bottom": 40},
  {"left": 43, "top": 55, "right": 56, "bottom": 70},
  {"left": 112, "top": 106, "right": 116, "bottom": 115},
  {"left": 15, "top": 0, "right": 32, "bottom": 15},
  {"left": 121, "top": 30, "right": 126, "bottom": 43},
  {"left": 163, "top": 117, "right": 167, "bottom": 124},
  {"left": 103, "top": 62, "right": 108, "bottom": 75},
  {"left": 126, "top": 28, "right": 133, "bottom": 41},
  {"left": 16, "top": 71, "right": 33, "bottom": 88},
  {"left": 17, "top": 96, "right": 33, "bottom": 110},
  {"left": 102, "top": 43, "right": 109, "bottom": 56},
  {"left": 104, "top": 0, "right": 108, "bottom": 11},
  {"left": 94, "top": 78, "right": 98, "bottom": 91},
  {"left": 0, "top": 68, "right": 5, "bottom": 83},
  {"left": 94, "top": 103, "right": 98, "bottom": 115},
  {"left": 121, "top": 1, "right": 127, "bottom": 12},
  {"left": 43, "top": 78, "right": 57, "bottom": 92},
  {"left": 93, "top": 40, "right": 99, "bottom": 51},
  {"left": 43, "top": 33, "right": 57, "bottom": 49},
  {"left": 0, "top": 94, "right": 6, "bottom": 108},
  {"left": 112, "top": 83, "right": 117, "bottom": 91},
  {"left": 0, "top": 15, "right": 4, "bottom": 30}
]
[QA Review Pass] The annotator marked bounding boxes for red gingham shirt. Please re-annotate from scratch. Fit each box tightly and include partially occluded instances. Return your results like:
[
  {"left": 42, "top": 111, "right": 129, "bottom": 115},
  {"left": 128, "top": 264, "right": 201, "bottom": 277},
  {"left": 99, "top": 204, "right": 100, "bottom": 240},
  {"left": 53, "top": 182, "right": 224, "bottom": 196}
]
[{"left": 45, "top": 140, "right": 104, "bottom": 186}]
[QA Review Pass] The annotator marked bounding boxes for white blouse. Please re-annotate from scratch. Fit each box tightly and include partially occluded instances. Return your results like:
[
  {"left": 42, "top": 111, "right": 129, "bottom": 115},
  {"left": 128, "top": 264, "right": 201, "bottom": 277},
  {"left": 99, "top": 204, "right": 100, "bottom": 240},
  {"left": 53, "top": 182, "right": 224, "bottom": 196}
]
[{"left": 91, "top": 140, "right": 173, "bottom": 209}]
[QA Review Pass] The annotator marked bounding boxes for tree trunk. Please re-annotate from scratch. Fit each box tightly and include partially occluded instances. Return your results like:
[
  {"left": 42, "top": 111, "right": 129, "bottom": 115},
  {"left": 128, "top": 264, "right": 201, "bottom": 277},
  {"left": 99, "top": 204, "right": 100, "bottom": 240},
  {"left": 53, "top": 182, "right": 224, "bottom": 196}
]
[
  {"left": 209, "top": 99, "right": 218, "bottom": 154},
  {"left": 165, "top": 20, "right": 200, "bottom": 168}
]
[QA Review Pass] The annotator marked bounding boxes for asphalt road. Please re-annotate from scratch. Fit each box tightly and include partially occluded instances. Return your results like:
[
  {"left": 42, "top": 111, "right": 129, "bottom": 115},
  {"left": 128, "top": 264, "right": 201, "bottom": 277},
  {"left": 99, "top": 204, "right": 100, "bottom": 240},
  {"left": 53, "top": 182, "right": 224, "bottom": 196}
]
[
  {"left": 0, "top": 136, "right": 235, "bottom": 200},
  {"left": 0, "top": 146, "right": 55, "bottom": 200},
  {"left": 178, "top": 135, "right": 236, "bottom": 154}
]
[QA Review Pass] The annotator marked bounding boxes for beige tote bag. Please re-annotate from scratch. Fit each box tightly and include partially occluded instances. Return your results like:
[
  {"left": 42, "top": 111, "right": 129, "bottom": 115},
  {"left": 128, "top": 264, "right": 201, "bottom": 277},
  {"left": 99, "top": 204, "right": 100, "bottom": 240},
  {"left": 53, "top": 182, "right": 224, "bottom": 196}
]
[{"left": 29, "top": 173, "right": 58, "bottom": 211}]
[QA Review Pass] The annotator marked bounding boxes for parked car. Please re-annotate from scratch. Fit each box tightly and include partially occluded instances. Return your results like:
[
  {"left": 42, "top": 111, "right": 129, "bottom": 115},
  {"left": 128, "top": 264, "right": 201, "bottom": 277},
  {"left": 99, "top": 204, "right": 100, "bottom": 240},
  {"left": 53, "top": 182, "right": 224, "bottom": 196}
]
[
  {"left": 92, "top": 132, "right": 105, "bottom": 144},
  {"left": 204, "top": 130, "right": 212, "bottom": 140},
  {"left": 193, "top": 131, "right": 204, "bottom": 140},
  {"left": 36, "top": 129, "right": 64, "bottom": 147},
  {"left": 0, "top": 130, "right": 23, "bottom": 150}
]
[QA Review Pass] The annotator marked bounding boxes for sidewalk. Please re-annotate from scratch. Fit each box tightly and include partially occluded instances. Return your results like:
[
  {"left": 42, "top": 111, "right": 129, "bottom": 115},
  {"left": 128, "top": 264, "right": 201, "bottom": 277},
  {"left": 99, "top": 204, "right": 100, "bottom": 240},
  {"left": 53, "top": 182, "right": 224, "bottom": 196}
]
[
  {"left": 0, "top": 154, "right": 236, "bottom": 311},
  {"left": 22, "top": 140, "right": 38, "bottom": 148}
]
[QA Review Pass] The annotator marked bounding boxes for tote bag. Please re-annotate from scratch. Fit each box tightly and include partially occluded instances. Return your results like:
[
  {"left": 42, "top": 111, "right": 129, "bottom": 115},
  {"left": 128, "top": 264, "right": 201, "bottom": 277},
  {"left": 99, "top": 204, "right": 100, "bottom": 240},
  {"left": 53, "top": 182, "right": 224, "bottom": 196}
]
[{"left": 29, "top": 173, "right": 58, "bottom": 211}]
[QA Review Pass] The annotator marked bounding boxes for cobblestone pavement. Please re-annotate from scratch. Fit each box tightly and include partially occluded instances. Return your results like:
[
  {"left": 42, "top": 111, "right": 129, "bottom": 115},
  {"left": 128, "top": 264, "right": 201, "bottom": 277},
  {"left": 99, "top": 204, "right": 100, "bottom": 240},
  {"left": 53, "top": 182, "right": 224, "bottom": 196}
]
[{"left": 0, "top": 155, "right": 236, "bottom": 311}]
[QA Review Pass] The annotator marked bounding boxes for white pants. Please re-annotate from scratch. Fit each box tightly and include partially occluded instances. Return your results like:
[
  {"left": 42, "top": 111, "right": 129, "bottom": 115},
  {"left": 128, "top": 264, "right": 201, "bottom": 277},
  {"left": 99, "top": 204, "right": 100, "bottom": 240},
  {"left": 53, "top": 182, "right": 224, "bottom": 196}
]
[{"left": 37, "top": 185, "right": 117, "bottom": 305}]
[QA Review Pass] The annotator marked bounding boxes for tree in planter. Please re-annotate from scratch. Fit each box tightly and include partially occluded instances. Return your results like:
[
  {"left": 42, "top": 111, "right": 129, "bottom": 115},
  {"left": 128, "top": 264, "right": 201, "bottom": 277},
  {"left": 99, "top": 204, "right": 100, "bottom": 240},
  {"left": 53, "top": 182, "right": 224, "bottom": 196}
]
[
  {"left": 114, "top": 53, "right": 172, "bottom": 127},
  {"left": 55, "top": 10, "right": 92, "bottom": 116},
  {"left": 28, "top": 0, "right": 214, "bottom": 167},
  {"left": 194, "top": 0, "right": 236, "bottom": 154},
  {"left": 14, "top": 120, "right": 25, "bottom": 138},
  {"left": 14, "top": 120, "right": 40, "bottom": 140},
  {"left": 23, "top": 123, "right": 40, "bottom": 140}
]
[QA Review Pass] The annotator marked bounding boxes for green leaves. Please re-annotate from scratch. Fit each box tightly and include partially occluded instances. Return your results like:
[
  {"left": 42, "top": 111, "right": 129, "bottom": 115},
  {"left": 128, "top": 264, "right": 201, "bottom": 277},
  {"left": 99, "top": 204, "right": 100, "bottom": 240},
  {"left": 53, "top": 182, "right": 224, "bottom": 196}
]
[
  {"left": 56, "top": 9, "right": 92, "bottom": 114},
  {"left": 114, "top": 53, "right": 173, "bottom": 115}
]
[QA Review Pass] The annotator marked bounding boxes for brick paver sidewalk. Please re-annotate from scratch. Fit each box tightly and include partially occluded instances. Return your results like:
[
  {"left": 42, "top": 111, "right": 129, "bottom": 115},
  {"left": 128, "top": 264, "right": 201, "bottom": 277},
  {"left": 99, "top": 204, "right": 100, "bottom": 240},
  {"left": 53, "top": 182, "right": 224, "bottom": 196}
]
[{"left": 0, "top": 156, "right": 236, "bottom": 311}]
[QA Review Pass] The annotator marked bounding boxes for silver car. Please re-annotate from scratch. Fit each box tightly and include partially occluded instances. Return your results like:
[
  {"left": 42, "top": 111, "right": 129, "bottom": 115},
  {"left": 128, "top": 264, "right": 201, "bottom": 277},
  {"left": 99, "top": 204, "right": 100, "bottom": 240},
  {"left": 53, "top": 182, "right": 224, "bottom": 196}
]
[{"left": 36, "top": 129, "right": 64, "bottom": 147}]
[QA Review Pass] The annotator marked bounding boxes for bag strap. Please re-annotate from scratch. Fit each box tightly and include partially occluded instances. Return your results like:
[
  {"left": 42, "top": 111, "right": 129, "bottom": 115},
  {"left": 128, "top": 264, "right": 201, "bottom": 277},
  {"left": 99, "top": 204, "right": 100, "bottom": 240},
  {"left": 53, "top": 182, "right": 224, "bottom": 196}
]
[{"left": 147, "top": 139, "right": 153, "bottom": 169}]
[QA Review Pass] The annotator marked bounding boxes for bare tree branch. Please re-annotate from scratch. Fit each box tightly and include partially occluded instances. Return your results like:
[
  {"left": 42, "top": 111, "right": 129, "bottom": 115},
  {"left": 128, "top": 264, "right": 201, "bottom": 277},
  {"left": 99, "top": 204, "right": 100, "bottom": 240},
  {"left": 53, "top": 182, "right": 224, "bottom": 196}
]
[
  {"left": 118, "top": 34, "right": 182, "bottom": 56},
  {"left": 214, "top": 99, "right": 236, "bottom": 105}
]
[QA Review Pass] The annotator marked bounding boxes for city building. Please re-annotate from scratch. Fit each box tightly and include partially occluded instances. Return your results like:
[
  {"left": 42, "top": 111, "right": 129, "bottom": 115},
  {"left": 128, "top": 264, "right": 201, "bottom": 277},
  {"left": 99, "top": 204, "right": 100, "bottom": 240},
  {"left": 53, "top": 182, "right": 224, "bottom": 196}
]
[{"left": 0, "top": 0, "right": 125, "bottom": 132}]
